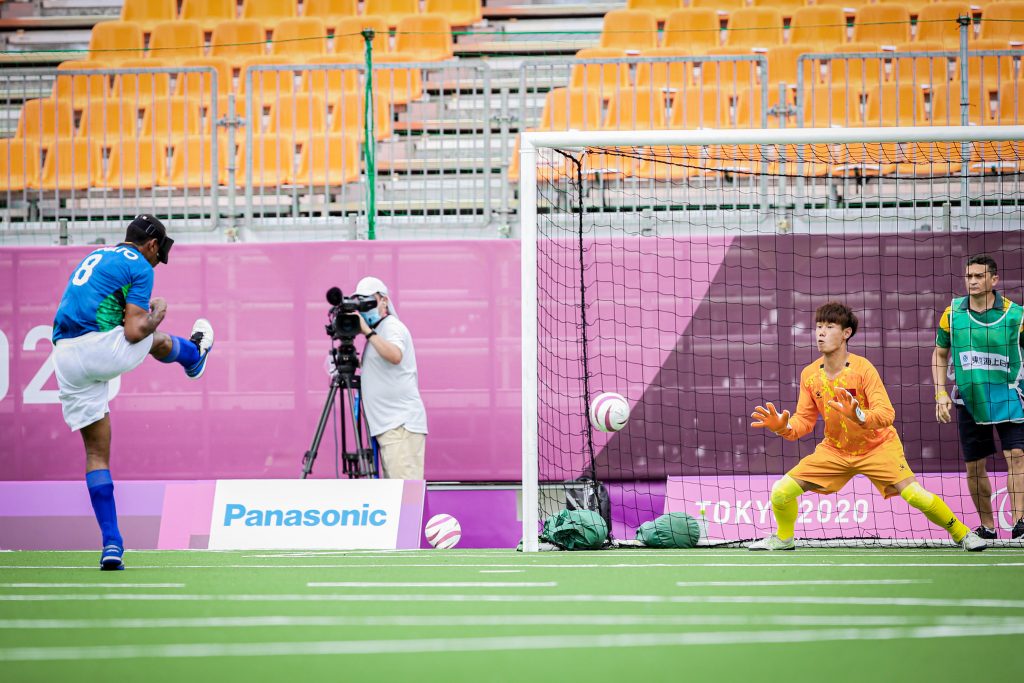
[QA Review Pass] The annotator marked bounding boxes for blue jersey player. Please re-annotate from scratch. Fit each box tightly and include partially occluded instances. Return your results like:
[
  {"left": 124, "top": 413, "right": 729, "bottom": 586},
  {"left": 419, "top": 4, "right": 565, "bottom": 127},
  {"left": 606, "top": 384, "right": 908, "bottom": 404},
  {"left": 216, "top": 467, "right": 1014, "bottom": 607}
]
[{"left": 51, "top": 215, "right": 214, "bottom": 570}]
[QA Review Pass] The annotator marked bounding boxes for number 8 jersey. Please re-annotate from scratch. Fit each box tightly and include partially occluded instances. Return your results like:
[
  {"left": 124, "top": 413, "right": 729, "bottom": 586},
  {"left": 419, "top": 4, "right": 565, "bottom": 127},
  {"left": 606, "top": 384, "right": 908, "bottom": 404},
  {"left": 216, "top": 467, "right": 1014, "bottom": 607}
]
[{"left": 52, "top": 244, "right": 155, "bottom": 343}]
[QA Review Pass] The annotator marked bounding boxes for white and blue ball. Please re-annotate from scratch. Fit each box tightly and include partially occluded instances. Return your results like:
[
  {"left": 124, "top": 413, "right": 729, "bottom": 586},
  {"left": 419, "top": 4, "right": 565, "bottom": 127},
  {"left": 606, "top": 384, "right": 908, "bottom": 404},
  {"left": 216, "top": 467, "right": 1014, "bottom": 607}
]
[
  {"left": 589, "top": 391, "right": 630, "bottom": 432},
  {"left": 425, "top": 513, "right": 462, "bottom": 549}
]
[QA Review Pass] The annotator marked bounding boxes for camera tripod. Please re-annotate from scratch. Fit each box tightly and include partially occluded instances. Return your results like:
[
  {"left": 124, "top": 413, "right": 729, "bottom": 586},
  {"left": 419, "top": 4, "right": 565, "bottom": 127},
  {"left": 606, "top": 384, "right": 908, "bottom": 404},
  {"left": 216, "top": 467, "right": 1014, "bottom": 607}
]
[{"left": 301, "top": 342, "right": 378, "bottom": 479}]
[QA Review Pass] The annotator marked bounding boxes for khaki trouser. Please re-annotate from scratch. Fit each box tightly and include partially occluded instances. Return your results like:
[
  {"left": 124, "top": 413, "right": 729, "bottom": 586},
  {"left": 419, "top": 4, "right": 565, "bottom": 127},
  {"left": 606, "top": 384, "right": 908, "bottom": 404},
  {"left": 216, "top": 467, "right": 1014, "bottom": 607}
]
[{"left": 376, "top": 425, "right": 425, "bottom": 479}]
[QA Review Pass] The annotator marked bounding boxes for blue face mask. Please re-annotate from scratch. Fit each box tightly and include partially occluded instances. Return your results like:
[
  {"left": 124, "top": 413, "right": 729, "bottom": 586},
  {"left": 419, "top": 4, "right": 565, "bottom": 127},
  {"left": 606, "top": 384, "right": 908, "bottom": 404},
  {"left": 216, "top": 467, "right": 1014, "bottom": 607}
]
[{"left": 361, "top": 308, "right": 381, "bottom": 327}]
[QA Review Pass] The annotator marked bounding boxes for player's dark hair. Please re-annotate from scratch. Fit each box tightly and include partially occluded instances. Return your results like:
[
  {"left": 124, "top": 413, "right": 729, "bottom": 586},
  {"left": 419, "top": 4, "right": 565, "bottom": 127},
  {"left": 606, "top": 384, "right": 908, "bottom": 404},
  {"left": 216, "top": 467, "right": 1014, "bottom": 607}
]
[
  {"left": 124, "top": 215, "right": 173, "bottom": 264},
  {"left": 815, "top": 301, "right": 858, "bottom": 339},
  {"left": 966, "top": 254, "right": 997, "bottom": 276}
]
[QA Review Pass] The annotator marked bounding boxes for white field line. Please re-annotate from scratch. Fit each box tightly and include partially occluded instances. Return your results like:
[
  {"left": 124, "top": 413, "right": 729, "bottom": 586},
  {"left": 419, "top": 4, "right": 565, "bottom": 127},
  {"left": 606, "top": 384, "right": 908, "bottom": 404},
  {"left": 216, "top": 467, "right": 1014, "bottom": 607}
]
[
  {"left": 243, "top": 550, "right": 1024, "bottom": 558},
  {"left": 306, "top": 582, "right": 557, "bottom": 588},
  {"left": 0, "top": 583, "right": 184, "bottom": 589},
  {"left": 3, "top": 593, "right": 1024, "bottom": 610},
  {"left": 2, "top": 614, "right": 1023, "bottom": 631},
  {"left": 479, "top": 570, "right": 524, "bottom": 574},
  {"left": 4, "top": 561, "right": 1024, "bottom": 570},
  {"left": 676, "top": 579, "right": 930, "bottom": 587},
  {"left": 4, "top": 623, "right": 1024, "bottom": 661}
]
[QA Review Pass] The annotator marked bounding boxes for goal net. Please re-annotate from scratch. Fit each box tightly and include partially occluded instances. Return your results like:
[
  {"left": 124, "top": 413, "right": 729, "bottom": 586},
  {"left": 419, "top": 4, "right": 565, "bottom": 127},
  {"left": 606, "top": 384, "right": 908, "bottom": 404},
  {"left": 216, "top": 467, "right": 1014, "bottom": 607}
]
[{"left": 520, "top": 126, "right": 1024, "bottom": 551}]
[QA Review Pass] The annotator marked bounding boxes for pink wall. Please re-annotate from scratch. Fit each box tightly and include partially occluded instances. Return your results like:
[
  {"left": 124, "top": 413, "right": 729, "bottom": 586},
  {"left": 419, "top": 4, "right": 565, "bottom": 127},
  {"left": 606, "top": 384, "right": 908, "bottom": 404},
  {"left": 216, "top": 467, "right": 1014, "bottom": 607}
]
[{"left": 0, "top": 241, "right": 522, "bottom": 481}]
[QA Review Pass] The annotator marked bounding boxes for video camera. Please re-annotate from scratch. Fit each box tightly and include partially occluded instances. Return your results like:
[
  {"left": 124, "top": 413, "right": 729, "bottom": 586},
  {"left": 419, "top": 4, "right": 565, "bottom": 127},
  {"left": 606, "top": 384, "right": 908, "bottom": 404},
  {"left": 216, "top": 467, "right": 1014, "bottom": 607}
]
[{"left": 324, "top": 286, "right": 378, "bottom": 340}]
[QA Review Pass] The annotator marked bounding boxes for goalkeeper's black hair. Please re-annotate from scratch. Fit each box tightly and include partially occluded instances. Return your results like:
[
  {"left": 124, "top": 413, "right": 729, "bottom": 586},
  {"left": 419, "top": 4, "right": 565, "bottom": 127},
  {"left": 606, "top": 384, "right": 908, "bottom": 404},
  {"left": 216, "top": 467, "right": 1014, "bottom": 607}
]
[
  {"left": 815, "top": 301, "right": 858, "bottom": 339},
  {"left": 966, "top": 254, "right": 997, "bottom": 276}
]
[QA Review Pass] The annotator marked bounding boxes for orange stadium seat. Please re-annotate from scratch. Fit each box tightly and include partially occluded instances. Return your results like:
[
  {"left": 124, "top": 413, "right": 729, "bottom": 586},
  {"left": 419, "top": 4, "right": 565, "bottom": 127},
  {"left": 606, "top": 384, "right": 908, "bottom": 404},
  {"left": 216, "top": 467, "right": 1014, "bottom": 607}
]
[
  {"left": 102, "top": 137, "right": 166, "bottom": 189},
  {"left": 148, "top": 21, "right": 205, "bottom": 62},
  {"left": 700, "top": 46, "right": 762, "bottom": 92},
  {"left": 0, "top": 139, "right": 41, "bottom": 192},
  {"left": 175, "top": 57, "right": 234, "bottom": 98},
  {"left": 930, "top": 81, "right": 987, "bottom": 124},
  {"left": 894, "top": 139, "right": 965, "bottom": 176},
  {"left": 304, "top": 0, "right": 358, "bottom": 32},
  {"left": 853, "top": 5, "right": 911, "bottom": 47},
  {"left": 89, "top": 21, "right": 145, "bottom": 62},
  {"left": 789, "top": 6, "right": 847, "bottom": 51},
  {"left": 602, "top": 86, "right": 667, "bottom": 129},
  {"left": 78, "top": 98, "right": 140, "bottom": 139},
  {"left": 966, "top": 39, "right": 1016, "bottom": 93},
  {"left": 241, "top": 0, "right": 298, "bottom": 29},
  {"left": 537, "top": 88, "right": 603, "bottom": 130},
  {"left": 333, "top": 15, "right": 390, "bottom": 59},
  {"left": 140, "top": 97, "right": 203, "bottom": 139},
  {"left": 167, "top": 137, "right": 230, "bottom": 188},
  {"left": 425, "top": 0, "right": 483, "bottom": 28},
  {"left": 331, "top": 92, "right": 392, "bottom": 140},
  {"left": 816, "top": 0, "right": 873, "bottom": 9},
  {"left": 600, "top": 9, "right": 659, "bottom": 51},
  {"left": 290, "top": 134, "right": 362, "bottom": 186},
  {"left": 892, "top": 42, "right": 950, "bottom": 88},
  {"left": 765, "top": 44, "right": 811, "bottom": 91},
  {"left": 734, "top": 87, "right": 787, "bottom": 127},
  {"left": 662, "top": 8, "right": 720, "bottom": 51},
  {"left": 752, "top": 0, "right": 805, "bottom": 18},
  {"left": 993, "top": 80, "right": 1024, "bottom": 124},
  {"left": 371, "top": 53, "right": 423, "bottom": 105},
  {"left": 266, "top": 93, "right": 330, "bottom": 139},
  {"left": 569, "top": 48, "right": 632, "bottom": 100},
  {"left": 238, "top": 134, "right": 293, "bottom": 186},
  {"left": 863, "top": 81, "right": 927, "bottom": 125},
  {"left": 239, "top": 56, "right": 297, "bottom": 98},
  {"left": 828, "top": 43, "right": 887, "bottom": 90},
  {"left": 180, "top": 0, "right": 237, "bottom": 33},
  {"left": 364, "top": 0, "right": 420, "bottom": 28},
  {"left": 690, "top": 0, "right": 746, "bottom": 13},
  {"left": 120, "top": 0, "right": 176, "bottom": 32},
  {"left": 635, "top": 47, "right": 693, "bottom": 90},
  {"left": 635, "top": 145, "right": 705, "bottom": 181},
  {"left": 271, "top": 17, "right": 328, "bottom": 57},
  {"left": 211, "top": 20, "right": 267, "bottom": 65},
  {"left": 52, "top": 61, "right": 108, "bottom": 110},
  {"left": 302, "top": 56, "right": 362, "bottom": 100},
  {"left": 626, "top": 0, "right": 683, "bottom": 24},
  {"left": 113, "top": 59, "right": 173, "bottom": 102},
  {"left": 800, "top": 85, "right": 862, "bottom": 127},
  {"left": 916, "top": 3, "right": 972, "bottom": 48},
  {"left": 16, "top": 99, "right": 74, "bottom": 142},
  {"left": 38, "top": 139, "right": 103, "bottom": 191},
  {"left": 725, "top": 8, "right": 783, "bottom": 49},
  {"left": 395, "top": 14, "right": 454, "bottom": 61},
  {"left": 669, "top": 87, "right": 731, "bottom": 128},
  {"left": 980, "top": 1, "right": 1024, "bottom": 41}
]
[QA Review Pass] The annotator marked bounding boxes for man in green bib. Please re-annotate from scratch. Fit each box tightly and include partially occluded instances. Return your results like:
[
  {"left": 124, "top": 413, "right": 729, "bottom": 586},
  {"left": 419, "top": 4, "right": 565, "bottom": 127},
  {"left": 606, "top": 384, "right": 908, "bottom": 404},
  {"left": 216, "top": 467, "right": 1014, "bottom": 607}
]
[{"left": 933, "top": 254, "right": 1024, "bottom": 540}]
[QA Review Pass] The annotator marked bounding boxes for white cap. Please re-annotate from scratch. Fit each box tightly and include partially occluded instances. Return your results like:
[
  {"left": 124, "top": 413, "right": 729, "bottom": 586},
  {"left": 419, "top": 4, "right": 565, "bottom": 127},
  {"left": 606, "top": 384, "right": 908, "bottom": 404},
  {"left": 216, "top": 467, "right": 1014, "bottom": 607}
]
[{"left": 354, "top": 276, "right": 388, "bottom": 297}]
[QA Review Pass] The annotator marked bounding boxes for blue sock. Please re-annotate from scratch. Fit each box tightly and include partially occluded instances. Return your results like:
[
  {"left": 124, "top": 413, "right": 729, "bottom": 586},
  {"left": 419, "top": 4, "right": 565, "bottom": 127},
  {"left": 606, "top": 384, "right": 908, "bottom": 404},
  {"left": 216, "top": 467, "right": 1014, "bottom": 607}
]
[
  {"left": 86, "top": 469, "right": 122, "bottom": 549},
  {"left": 156, "top": 335, "right": 201, "bottom": 369}
]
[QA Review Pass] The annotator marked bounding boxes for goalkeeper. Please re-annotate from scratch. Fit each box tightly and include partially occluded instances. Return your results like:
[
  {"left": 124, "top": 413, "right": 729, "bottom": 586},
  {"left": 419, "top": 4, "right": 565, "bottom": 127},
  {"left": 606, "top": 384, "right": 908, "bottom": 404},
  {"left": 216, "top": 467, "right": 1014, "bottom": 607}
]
[{"left": 749, "top": 301, "right": 986, "bottom": 551}]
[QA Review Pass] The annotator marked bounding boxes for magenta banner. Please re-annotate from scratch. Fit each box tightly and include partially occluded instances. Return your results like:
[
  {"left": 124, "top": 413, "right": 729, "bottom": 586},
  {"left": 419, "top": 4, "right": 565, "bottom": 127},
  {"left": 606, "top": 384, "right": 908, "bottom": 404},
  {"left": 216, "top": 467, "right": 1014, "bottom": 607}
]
[
  {"left": 0, "top": 241, "right": 521, "bottom": 481},
  {"left": 665, "top": 474, "right": 1011, "bottom": 540}
]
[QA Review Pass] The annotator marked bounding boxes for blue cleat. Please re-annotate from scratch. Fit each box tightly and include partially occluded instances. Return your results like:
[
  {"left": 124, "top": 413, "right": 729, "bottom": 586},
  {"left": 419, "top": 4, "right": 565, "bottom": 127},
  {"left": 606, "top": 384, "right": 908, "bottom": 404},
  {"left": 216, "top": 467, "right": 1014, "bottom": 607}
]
[
  {"left": 100, "top": 544, "right": 125, "bottom": 571},
  {"left": 185, "top": 318, "right": 214, "bottom": 380}
]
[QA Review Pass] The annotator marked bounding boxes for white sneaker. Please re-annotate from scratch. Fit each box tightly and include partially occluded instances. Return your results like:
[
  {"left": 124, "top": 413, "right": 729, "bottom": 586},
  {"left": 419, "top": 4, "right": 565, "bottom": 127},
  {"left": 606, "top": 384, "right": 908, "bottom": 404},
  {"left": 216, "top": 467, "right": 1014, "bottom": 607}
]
[
  {"left": 186, "top": 318, "right": 214, "bottom": 380},
  {"left": 959, "top": 531, "right": 987, "bottom": 552},
  {"left": 748, "top": 534, "right": 796, "bottom": 551}
]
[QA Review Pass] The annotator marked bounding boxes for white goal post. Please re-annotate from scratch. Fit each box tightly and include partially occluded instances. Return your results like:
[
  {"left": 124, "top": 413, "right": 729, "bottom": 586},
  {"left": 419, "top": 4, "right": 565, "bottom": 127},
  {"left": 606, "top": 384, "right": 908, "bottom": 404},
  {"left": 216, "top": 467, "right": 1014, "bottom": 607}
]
[{"left": 519, "top": 125, "right": 1024, "bottom": 553}]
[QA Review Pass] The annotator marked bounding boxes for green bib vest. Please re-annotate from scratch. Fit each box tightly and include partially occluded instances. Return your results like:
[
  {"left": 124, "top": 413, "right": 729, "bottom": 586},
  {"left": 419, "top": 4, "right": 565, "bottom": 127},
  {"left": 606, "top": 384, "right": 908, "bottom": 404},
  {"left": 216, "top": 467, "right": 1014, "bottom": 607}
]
[{"left": 950, "top": 296, "right": 1024, "bottom": 424}]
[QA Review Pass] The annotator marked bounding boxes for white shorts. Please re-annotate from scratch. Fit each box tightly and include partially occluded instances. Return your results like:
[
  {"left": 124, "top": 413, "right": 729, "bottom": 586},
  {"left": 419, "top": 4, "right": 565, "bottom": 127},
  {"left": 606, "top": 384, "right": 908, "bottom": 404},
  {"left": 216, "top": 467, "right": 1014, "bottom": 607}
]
[{"left": 52, "top": 327, "right": 153, "bottom": 431}]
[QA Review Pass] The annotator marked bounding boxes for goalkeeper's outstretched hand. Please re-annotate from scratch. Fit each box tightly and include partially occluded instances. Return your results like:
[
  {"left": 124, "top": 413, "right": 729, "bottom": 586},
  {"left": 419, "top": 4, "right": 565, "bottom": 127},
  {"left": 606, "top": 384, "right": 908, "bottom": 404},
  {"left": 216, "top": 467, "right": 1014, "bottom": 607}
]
[
  {"left": 827, "top": 387, "right": 866, "bottom": 425},
  {"left": 750, "top": 402, "right": 791, "bottom": 435}
]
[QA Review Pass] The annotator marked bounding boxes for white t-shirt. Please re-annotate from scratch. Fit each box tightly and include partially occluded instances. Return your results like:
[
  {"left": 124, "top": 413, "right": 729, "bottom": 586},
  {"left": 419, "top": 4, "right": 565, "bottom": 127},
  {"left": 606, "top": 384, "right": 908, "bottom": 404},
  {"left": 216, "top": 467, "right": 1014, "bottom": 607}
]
[{"left": 360, "top": 315, "right": 428, "bottom": 437}]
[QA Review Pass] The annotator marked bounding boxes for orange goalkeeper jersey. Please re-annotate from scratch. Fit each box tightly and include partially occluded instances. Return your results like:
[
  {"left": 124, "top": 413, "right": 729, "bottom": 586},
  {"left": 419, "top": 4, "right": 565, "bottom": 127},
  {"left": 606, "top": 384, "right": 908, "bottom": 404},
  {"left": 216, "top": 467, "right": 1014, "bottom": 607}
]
[{"left": 782, "top": 353, "right": 899, "bottom": 456}]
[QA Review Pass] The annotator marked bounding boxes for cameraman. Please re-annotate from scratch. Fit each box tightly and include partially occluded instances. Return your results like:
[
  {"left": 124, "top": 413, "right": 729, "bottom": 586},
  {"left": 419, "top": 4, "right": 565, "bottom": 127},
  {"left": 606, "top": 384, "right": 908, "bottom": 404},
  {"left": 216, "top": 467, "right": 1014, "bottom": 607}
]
[{"left": 351, "top": 276, "right": 428, "bottom": 479}]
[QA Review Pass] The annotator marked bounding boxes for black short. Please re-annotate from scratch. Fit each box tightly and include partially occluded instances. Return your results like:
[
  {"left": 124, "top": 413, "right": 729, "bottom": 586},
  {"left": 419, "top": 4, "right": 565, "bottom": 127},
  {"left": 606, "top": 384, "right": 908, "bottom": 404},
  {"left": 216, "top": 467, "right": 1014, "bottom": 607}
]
[{"left": 956, "top": 406, "right": 1024, "bottom": 462}]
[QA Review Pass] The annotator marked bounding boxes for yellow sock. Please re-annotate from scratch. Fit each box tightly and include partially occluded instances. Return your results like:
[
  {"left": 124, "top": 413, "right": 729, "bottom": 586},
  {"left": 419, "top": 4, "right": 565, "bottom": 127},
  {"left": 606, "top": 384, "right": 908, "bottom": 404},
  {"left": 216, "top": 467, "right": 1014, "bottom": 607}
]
[
  {"left": 771, "top": 475, "right": 803, "bottom": 541},
  {"left": 901, "top": 482, "right": 970, "bottom": 542}
]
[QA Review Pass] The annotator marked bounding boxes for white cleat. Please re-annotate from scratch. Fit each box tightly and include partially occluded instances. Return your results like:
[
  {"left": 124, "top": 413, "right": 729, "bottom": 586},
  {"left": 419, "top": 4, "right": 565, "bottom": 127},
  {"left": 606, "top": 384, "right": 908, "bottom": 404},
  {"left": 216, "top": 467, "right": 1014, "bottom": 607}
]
[
  {"left": 748, "top": 534, "right": 796, "bottom": 551},
  {"left": 186, "top": 318, "right": 214, "bottom": 380},
  {"left": 959, "top": 531, "right": 987, "bottom": 552}
]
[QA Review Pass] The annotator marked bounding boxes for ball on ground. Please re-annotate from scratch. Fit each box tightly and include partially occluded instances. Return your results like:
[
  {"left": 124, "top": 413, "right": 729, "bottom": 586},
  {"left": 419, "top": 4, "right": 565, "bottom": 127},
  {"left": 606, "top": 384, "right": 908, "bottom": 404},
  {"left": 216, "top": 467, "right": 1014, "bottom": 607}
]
[
  {"left": 425, "top": 513, "right": 461, "bottom": 549},
  {"left": 589, "top": 391, "right": 630, "bottom": 432}
]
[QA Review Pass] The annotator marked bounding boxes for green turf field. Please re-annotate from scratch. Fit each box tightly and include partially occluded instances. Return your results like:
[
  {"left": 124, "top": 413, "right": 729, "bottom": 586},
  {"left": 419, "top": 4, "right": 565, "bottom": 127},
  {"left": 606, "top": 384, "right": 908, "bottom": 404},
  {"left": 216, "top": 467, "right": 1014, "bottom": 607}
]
[{"left": 2, "top": 548, "right": 1024, "bottom": 682}]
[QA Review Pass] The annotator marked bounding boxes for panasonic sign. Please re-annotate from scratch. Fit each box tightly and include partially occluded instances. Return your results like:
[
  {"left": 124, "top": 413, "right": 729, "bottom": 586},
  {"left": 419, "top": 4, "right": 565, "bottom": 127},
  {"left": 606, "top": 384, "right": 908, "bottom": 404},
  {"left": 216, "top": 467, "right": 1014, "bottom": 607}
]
[{"left": 208, "top": 479, "right": 423, "bottom": 550}]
